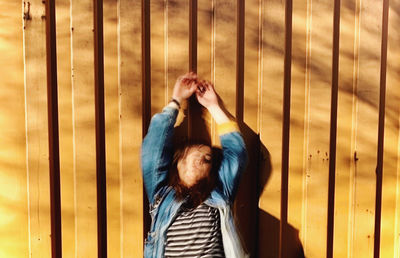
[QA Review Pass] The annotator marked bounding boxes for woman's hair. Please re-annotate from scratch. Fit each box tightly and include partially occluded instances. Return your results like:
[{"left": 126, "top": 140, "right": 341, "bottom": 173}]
[{"left": 168, "top": 139, "right": 222, "bottom": 208}]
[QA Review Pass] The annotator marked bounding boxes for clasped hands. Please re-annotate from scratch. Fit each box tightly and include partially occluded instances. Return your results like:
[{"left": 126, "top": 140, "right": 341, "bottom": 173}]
[{"left": 172, "top": 72, "right": 219, "bottom": 110}]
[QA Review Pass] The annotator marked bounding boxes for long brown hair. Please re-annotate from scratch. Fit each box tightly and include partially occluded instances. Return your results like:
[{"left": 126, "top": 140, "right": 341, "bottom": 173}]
[{"left": 168, "top": 140, "right": 222, "bottom": 208}]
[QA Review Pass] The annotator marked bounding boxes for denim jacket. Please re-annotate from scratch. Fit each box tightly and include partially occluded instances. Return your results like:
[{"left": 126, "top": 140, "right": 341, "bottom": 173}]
[{"left": 141, "top": 106, "right": 248, "bottom": 258}]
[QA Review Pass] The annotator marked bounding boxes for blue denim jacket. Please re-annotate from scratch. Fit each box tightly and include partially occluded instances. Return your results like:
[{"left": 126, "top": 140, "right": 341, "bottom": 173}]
[{"left": 141, "top": 106, "right": 248, "bottom": 258}]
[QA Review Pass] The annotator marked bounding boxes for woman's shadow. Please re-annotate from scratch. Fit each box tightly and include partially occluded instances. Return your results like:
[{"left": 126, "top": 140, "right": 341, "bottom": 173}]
[{"left": 235, "top": 122, "right": 305, "bottom": 258}]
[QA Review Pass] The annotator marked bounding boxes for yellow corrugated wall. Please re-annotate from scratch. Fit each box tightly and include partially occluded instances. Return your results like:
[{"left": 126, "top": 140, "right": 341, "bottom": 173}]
[{"left": 0, "top": 0, "right": 399, "bottom": 257}]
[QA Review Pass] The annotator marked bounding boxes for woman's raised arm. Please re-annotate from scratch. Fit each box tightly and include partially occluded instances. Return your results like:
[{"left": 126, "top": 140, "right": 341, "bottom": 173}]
[{"left": 141, "top": 72, "right": 198, "bottom": 203}]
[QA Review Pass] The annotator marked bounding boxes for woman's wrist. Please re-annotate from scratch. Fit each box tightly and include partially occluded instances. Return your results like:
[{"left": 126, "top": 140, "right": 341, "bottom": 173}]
[
  {"left": 167, "top": 100, "right": 180, "bottom": 110},
  {"left": 206, "top": 103, "right": 219, "bottom": 111},
  {"left": 171, "top": 95, "right": 183, "bottom": 104},
  {"left": 170, "top": 98, "right": 181, "bottom": 109},
  {"left": 207, "top": 104, "right": 230, "bottom": 124}
]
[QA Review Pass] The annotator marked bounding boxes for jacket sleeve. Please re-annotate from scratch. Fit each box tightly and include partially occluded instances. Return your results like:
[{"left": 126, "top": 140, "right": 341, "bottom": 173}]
[
  {"left": 141, "top": 106, "right": 178, "bottom": 204},
  {"left": 217, "top": 121, "right": 248, "bottom": 203}
]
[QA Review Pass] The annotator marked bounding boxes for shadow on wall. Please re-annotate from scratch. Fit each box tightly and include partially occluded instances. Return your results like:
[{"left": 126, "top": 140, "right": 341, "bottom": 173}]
[
  {"left": 237, "top": 122, "right": 305, "bottom": 258},
  {"left": 257, "top": 144, "right": 305, "bottom": 258}
]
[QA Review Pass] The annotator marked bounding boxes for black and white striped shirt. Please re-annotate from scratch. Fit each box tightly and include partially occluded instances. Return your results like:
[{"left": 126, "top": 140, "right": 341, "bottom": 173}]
[{"left": 165, "top": 203, "right": 225, "bottom": 258}]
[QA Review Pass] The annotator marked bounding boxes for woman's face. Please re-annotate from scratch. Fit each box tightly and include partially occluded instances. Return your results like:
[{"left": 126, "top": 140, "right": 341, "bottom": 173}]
[{"left": 177, "top": 145, "right": 212, "bottom": 188}]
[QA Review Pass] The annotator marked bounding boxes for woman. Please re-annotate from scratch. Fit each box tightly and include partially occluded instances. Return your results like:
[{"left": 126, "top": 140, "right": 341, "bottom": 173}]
[{"left": 141, "top": 72, "right": 248, "bottom": 257}]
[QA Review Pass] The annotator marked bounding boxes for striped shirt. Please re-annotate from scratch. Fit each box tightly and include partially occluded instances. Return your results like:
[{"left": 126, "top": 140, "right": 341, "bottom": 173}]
[{"left": 165, "top": 203, "right": 225, "bottom": 257}]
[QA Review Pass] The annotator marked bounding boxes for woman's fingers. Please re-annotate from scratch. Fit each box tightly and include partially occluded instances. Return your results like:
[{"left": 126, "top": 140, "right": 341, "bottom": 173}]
[
  {"left": 180, "top": 72, "right": 198, "bottom": 87},
  {"left": 205, "top": 81, "right": 214, "bottom": 91},
  {"left": 197, "top": 81, "right": 205, "bottom": 93},
  {"left": 178, "top": 72, "right": 196, "bottom": 82},
  {"left": 197, "top": 80, "right": 210, "bottom": 93},
  {"left": 189, "top": 80, "right": 198, "bottom": 93},
  {"left": 185, "top": 72, "right": 197, "bottom": 82},
  {"left": 196, "top": 87, "right": 204, "bottom": 96},
  {"left": 176, "top": 74, "right": 216, "bottom": 99}
]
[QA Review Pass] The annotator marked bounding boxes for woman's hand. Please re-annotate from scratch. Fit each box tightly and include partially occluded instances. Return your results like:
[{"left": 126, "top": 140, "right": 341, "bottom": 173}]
[
  {"left": 196, "top": 80, "right": 230, "bottom": 124},
  {"left": 195, "top": 80, "right": 219, "bottom": 109},
  {"left": 172, "top": 72, "right": 198, "bottom": 103}
]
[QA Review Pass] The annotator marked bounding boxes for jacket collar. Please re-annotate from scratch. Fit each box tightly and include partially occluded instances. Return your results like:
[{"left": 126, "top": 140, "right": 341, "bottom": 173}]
[{"left": 204, "top": 189, "right": 228, "bottom": 207}]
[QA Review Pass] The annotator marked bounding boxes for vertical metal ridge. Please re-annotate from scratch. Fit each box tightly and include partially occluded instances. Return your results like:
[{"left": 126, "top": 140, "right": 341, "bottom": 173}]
[
  {"left": 210, "top": 0, "right": 216, "bottom": 143},
  {"left": 255, "top": 0, "right": 263, "bottom": 256},
  {"left": 326, "top": 1, "right": 341, "bottom": 257},
  {"left": 93, "top": 0, "right": 107, "bottom": 257},
  {"left": 188, "top": 0, "right": 198, "bottom": 139},
  {"left": 142, "top": 0, "right": 151, "bottom": 244},
  {"left": 189, "top": 0, "right": 197, "bottom": 73},
  {"left": 164, "top": 0, "right": 169, "bottom": 106},
  {"left": 236, "top": 0, "right": 244, "bottom": 123},
  {"left": 142, "top": 2, "right": 151, "bottom": 134},
  {"left": 347, "top": 1, "right": 362, "bottom": 256},
  {"left": 302, "top": 0, "right": 312, "bottom": 247},
  {"left": 280, "top": 0, "right": 293, "bottom": 257},
  {"left": 374, "top": 0, "right": 389, "bottom": 257},
  {"left": 256, "top": 0, "right": 264, "bottom": 137},
  {"left": 45, "top": 0, "right": 62, "bottom": 257}
]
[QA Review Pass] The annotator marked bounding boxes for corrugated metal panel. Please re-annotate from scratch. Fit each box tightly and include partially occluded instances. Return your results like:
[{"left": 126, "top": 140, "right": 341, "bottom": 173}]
[
  {"left": 0, "top": 0, "right": 399, "bottom": 257},
  {"left": 23, "top": 1, "right": 52, "bottom": 257},
  {"left": 381, "top": 1, "right": 400, "bottom": 257},
  {"left": 56, "top": 0, "right": 75, "bottom": 255},
  {"left": 0, "top": 2, "right": 29, "bottom": 258}
]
